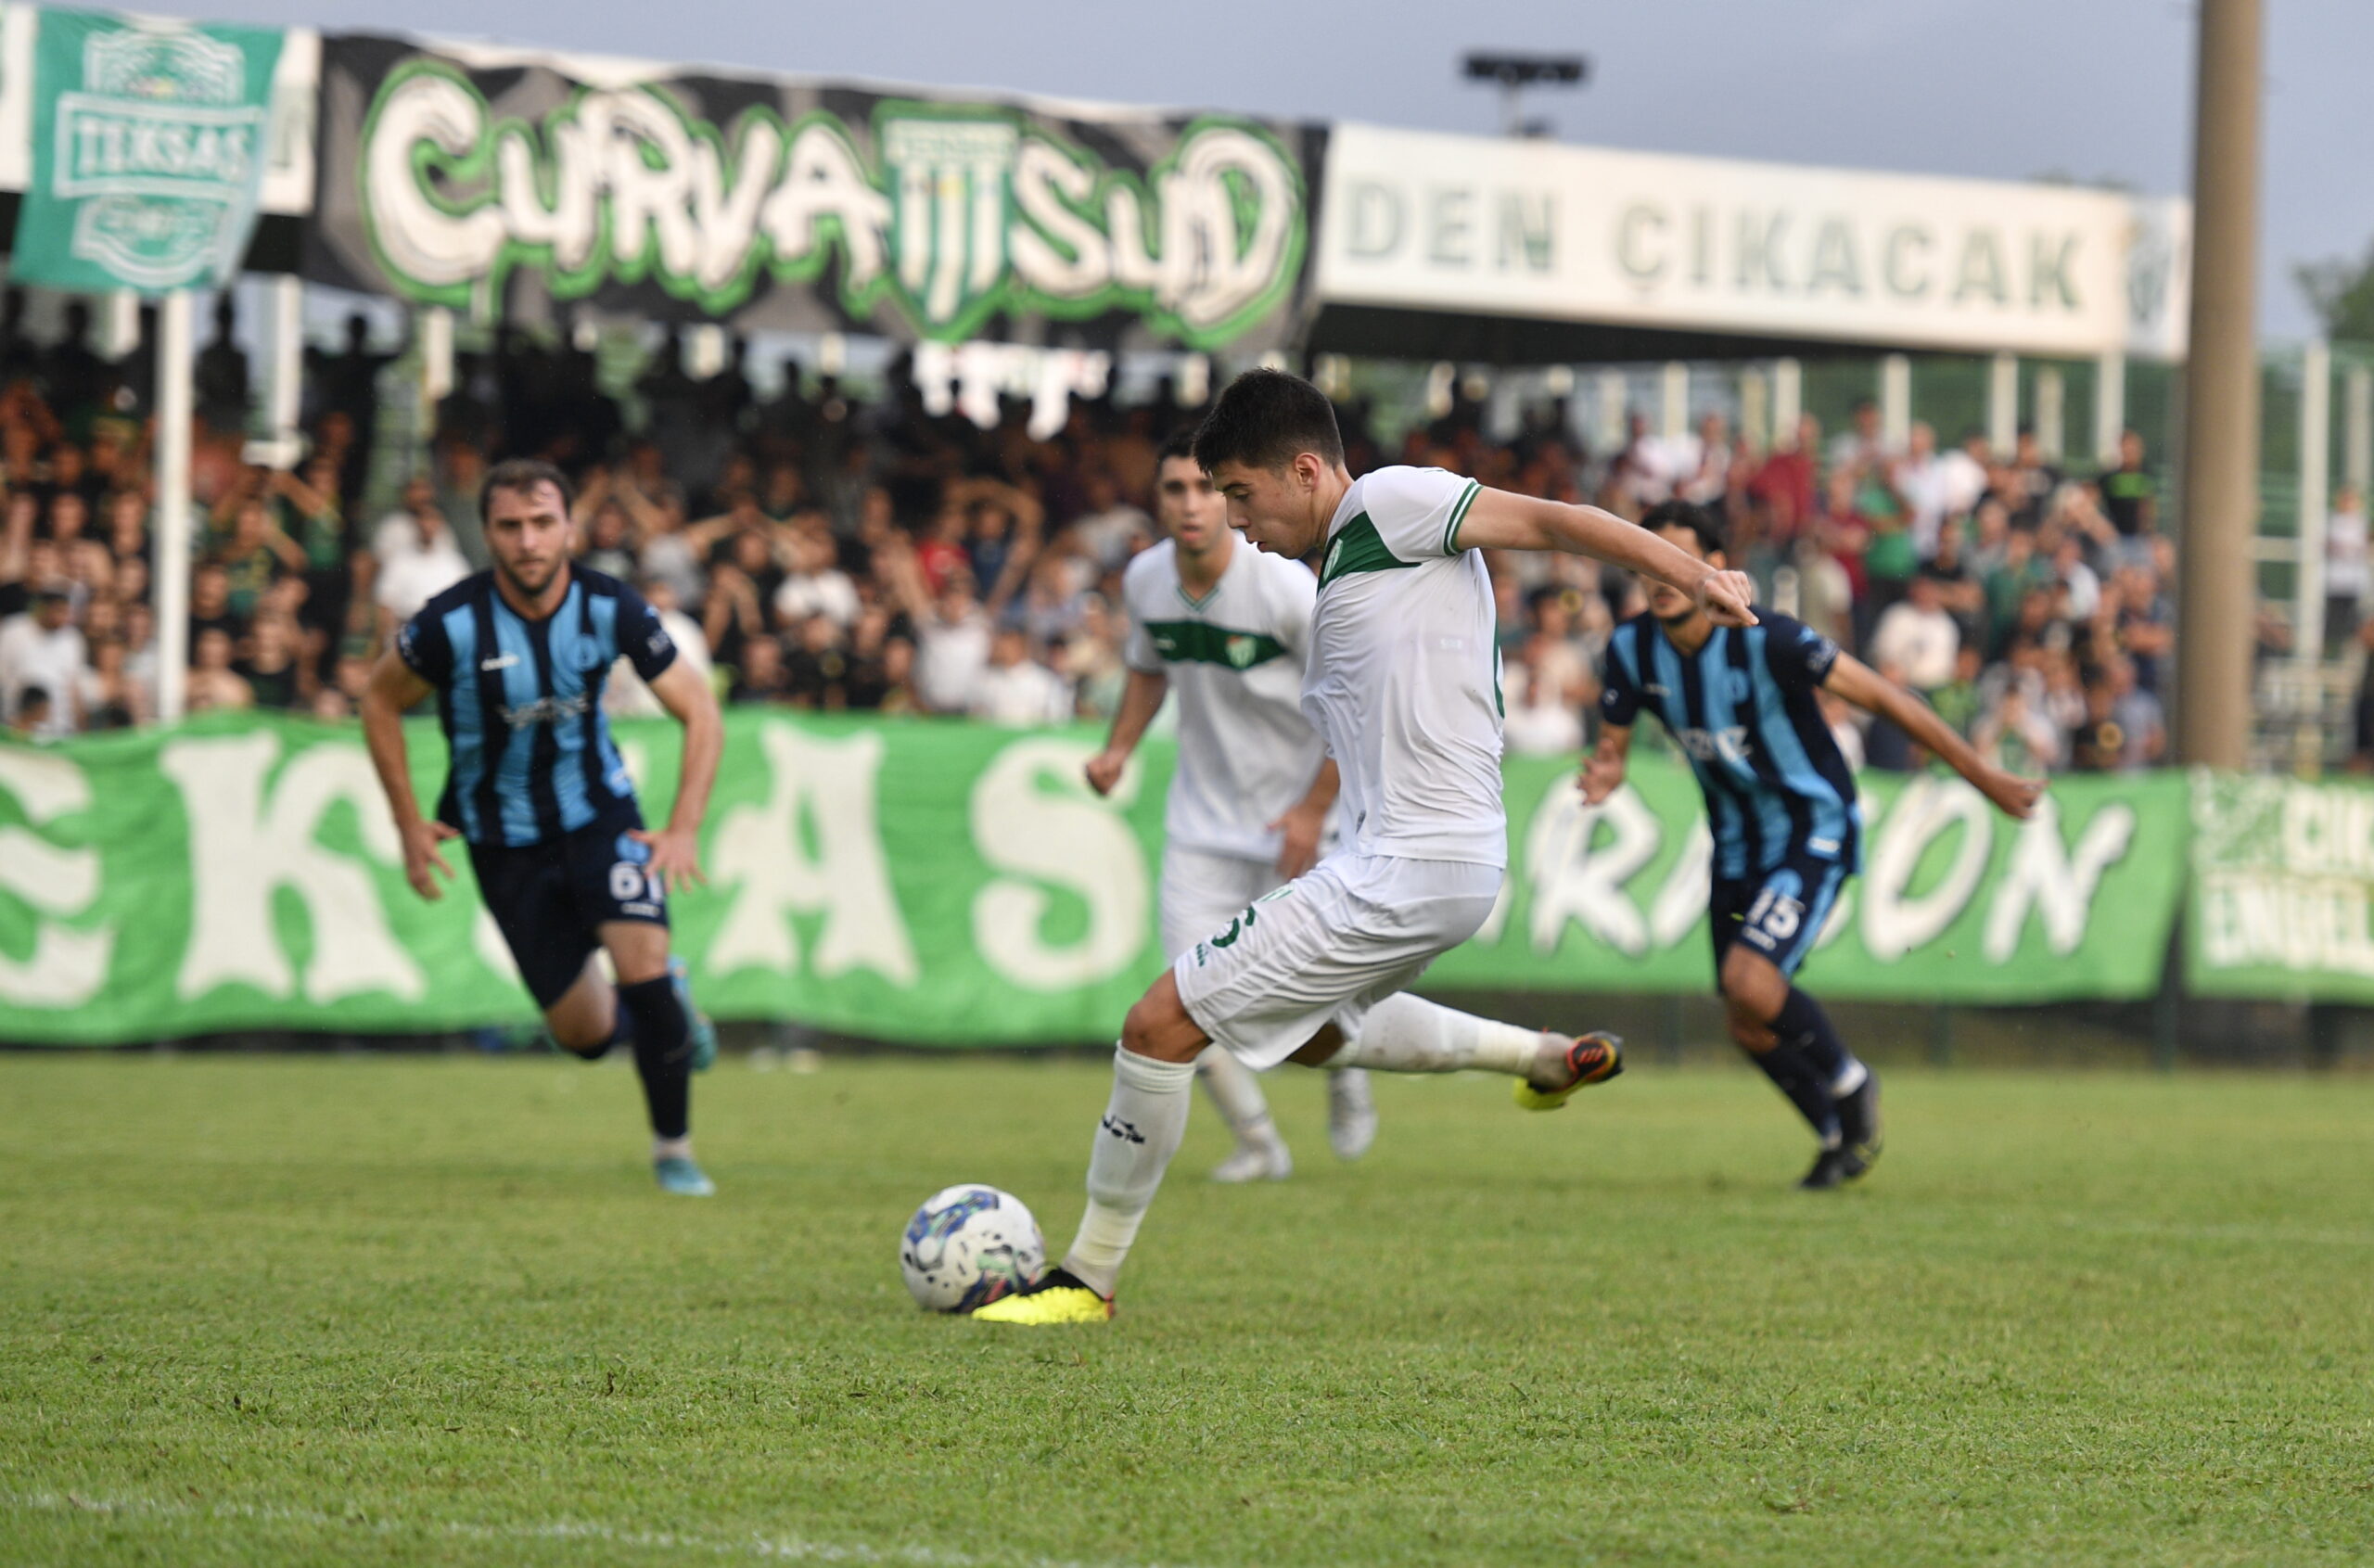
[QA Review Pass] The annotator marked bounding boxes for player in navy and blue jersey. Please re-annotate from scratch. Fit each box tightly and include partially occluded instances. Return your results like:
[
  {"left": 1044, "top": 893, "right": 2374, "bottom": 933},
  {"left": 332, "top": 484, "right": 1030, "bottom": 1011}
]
[
  {"left": 361, "top": 459, "right": 727, "bottom": 1196},
  {"left": 1586, "top": 501, "right": 2041, "bottom": 1188}
]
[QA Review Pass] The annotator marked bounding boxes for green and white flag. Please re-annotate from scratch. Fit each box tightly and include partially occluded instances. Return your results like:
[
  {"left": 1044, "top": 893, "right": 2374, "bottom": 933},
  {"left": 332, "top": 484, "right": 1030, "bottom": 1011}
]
[{"left": 13, "top": 8, "right": 283, "bottom": 293}]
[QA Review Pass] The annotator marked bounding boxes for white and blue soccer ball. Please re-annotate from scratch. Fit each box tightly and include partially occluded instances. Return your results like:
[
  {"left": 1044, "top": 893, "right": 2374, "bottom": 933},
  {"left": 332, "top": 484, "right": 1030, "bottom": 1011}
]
[{"left": 900, "top": 1185, "right": 1045, "bottom": 1312}]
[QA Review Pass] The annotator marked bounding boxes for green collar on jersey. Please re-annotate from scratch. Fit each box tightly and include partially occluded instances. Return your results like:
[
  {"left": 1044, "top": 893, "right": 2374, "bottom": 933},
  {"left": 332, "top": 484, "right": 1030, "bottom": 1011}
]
[{"left": 1318, "top": 514, "right": 1414, "bottom": 588}]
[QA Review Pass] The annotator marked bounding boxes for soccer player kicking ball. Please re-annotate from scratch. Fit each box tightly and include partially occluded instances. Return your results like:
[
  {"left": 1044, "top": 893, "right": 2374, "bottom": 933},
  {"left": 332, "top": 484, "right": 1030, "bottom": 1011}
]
[
  {"left": 1086, "top": 427, "right": 1382, "bottom": 1183},
  {"left": 1584, "top": 500, "right": 2043, "bottom": 1189},
  {"left": 974, "top": 371, "right": 1758, "bottom": 1324},
  {"left": 361, "top": 459, "right": 728, "bottom": 1197}
]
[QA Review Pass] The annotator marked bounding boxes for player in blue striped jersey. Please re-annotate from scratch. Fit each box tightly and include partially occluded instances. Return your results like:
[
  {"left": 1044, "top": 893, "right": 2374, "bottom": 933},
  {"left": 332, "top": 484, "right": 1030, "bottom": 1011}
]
[
  {"left": 361, "top": 459, "right": 726, "bottom": 1196},
  {"left": 1585, "top": 501, "right": 2042, "bottom": 1187}
]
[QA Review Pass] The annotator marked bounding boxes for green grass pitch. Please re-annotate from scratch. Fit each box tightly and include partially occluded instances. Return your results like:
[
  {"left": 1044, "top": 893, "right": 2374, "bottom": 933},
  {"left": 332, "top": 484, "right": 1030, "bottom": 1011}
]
[{"left": 3, "top": 1051, "right": 2370, "bottom": 1566}]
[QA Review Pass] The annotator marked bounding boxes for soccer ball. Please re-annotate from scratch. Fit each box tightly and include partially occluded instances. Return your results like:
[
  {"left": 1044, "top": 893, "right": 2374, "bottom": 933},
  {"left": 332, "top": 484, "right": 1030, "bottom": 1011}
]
[{"left": 899, "top": 1185, "right": 1045, "bottom": 1312}]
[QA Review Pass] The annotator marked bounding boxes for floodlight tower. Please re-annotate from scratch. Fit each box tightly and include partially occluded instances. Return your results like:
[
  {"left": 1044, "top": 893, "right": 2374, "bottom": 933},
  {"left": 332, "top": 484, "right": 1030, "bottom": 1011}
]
[{"left": 1461, "top": 52, "right": 1589, "bottom": 139}]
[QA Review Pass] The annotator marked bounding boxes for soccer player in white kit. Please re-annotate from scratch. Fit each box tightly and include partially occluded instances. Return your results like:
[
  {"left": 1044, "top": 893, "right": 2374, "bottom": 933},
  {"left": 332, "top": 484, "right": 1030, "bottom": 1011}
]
[
  {"left": 1085, "top": 429, "right": 1377, "bottom": 1182},
  {"left": 975, "top": 371, "right": 1756, "bottom": 1324}
]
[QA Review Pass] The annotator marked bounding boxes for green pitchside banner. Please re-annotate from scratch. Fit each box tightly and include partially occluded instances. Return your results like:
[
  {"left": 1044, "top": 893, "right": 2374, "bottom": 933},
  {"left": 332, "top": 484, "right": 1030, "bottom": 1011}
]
[
  {"left": 2186, "top": 771, "right": 2374, "bottom": 1002},
  {"left": 0, "top": 713, "right": 2186, "bottom": 1046},
  {"left": 13, "top": 8, "right": 283, "bottom": 292},
  {"left": 1439, "top": 754, "right": 2185, "bottom": 1002}
]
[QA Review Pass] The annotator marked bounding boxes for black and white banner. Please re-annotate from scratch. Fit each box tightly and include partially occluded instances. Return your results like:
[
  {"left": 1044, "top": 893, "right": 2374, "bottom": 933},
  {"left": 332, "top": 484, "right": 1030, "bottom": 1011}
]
[{"left": 306, "top": 33, "right": 1323, "bottom": 349}]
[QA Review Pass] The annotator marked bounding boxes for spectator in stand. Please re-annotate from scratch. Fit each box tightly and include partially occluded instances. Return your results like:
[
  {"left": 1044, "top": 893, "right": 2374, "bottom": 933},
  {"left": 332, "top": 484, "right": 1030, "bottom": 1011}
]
[
  {"left": 727, "top": 633, "right": 793, "bottom": 706},
  {"left": 6, "top": 683, "right": 50, "bottom": 740},
  {"left": 783, "top": 615, "right": 855, "bottom": 709},
  {"left": 2099, "top": 429, "right": 2157, "bottom": 542},
  {"left": 194, "top": 293, "right": 250, "bottom": 433},
  {"left": 968, "top": 625, "right": 1070, "bottom": 726},
  {"left": 0, "top": 584, "right": 87, "bottom": 736},
  {"left": 1068, "top": 469, "right": 1150, "bottom": 575},
  {"left": 370, "top": 489, "right": 469, "bottom": 629},
  {"left": 2326, "top": 484, "right": 2368, "bottom": 655},
  {"left": 1870, "top": 569, "right": 1960, "bottom": 696},
  {"left": 772, "top": 529, "right": 861, "bottom": 630},
  {"left": 185, "top": 627, "right": 252, "bottom": 712},
  {"left": 236, "top": 611, "right": 305, "bottom": 711}
]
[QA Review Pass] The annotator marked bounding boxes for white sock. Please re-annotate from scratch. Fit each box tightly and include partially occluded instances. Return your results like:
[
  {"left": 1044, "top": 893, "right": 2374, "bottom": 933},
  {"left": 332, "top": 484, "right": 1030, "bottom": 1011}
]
[
  {"left": 1197, "top": 1048, "right": 1282, "bottom": 1148},
  {"left": 651, "top": 1136, "right": 692, "bottom": 1162},
  {"left": 1064, "top": 1046, "right": 1196, "bottom": 1297},
  {"left": 1331, "top": 993, "right": 1541, "bottom": 1077}
]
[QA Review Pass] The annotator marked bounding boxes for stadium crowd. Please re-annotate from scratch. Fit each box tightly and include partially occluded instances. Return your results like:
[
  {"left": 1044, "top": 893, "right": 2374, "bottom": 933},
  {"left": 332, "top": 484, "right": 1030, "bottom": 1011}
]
[{"left": 0, "top": 297, "right": 2263, "bottom": 777}]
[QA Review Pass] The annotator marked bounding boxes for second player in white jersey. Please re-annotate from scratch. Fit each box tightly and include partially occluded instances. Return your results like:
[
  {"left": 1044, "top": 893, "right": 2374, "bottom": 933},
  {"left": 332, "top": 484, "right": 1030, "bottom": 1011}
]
[
  {"left": 1087, "top": 431, "right": 1375, "bottom": 1182},
  {"left": 1121, "top": 539, "right": 1322, "bottom": 867}
]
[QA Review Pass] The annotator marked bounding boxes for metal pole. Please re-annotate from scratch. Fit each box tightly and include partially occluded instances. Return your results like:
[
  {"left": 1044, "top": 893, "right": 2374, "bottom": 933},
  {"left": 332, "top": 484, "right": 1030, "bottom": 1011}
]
[
  {"left": 2297, "top": 340, "right": 2331, "bottom": 663},
  {"left": 265, "top": 274, "right": 302, "bottom": 442},
  {"left": 1772, "top": 357, "right": 1803, "bottom": 441},
  {"left": 1987, "top": 351, "right": 2019, "bottom": 455},
  {"left": 2175, "top": 0, "right": 2264, "bottom": 768},
  {"left": 1594, "top": 368, "right": 1625, "bottom": 453},
  {"left": 1739, "top": 367, "right": 1769, "bottom": 454},
  {"left": 2094, "top": 350, "right": 2126, "bottom": 466},
  {"left": 154, "top": 290, "right": 195, "bottom": 723},
  {"left": 1880, "top": 354, "right": 1911, "bottom": 450},
  {"left": 1660, "top": 361, "right": 1688, "bottom": 441},
  {"left": 2345, "top": 364, "right": 2371, "bottom": 495},
  {"left": 2036, "top": 366, "right": 2066, "bottom": 463}
]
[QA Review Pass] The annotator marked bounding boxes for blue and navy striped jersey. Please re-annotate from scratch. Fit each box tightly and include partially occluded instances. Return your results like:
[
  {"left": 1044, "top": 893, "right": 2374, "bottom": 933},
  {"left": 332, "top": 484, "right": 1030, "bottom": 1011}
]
[
  {"left": 396, "top": 567, "right": 678, "bottom": 848},
  {"left": 1599, "top": 611, "right": 1861, "bottom": 880}
]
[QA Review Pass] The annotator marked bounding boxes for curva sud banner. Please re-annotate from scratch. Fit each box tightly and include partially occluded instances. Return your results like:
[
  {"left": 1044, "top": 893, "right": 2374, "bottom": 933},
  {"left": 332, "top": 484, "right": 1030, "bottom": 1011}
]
[
  {"left": 304, "top": 33, "right": 1321, "bottom": 349},
  {"left": 0, "top": 713, "right": 2184, "bottom": 1046}
]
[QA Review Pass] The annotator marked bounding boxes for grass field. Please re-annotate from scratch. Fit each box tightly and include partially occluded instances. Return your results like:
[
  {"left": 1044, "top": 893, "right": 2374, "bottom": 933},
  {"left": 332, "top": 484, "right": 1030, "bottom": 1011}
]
[{"left": 4, "top": 1051, "right": 2371, "bottom": 1567}]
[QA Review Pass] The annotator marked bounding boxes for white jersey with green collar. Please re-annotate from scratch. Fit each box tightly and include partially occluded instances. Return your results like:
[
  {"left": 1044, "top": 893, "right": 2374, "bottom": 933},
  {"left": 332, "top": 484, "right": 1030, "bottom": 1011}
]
[
  {"left": 1306, "top": 465, "right": 1505, "bottom": 868},
  {"left": 1122, "top": 537, "right": 1325, "bottom": 862}
]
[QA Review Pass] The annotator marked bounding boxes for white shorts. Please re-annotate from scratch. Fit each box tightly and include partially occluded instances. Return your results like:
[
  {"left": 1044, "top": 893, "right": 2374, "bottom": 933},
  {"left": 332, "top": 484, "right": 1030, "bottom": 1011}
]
[
  {"left": 1172, "top": 851, "right": 1501, "bottom": 1070},
  {"left": 1159, "top": 844, "right": 1282, "bottom": 962}
]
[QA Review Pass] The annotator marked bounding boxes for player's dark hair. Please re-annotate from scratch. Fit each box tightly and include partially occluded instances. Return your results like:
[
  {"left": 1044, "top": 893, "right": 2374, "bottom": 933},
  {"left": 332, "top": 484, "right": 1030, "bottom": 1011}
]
[
  {"left": 1155, "top": 427, "right": 1200, "bottom": 469},
  {"left": 479, "top": 457, "right": 575, "bottom": 520},
  {"left": 1192, "top": 369, "right": 1344, "bottom": 473},
  {"left": 1640, "top": 499, "right": 1725, "bottom": 557}
]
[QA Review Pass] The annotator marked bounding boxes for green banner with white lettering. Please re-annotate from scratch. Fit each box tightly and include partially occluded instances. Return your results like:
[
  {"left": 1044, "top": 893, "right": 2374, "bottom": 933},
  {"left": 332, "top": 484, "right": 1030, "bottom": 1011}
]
[
  {"left": 2186, "top": 771, "right": 2374, "bottom": 1002},
  {"left": 13, "top": 8, "right": 283, "bottom": 293},
  {"left": 1443, "top": 755, "right": 2187, "bottom": 1002},
  {"left": 0, "top": 713, "right": 2190, "bottom": 1046}
]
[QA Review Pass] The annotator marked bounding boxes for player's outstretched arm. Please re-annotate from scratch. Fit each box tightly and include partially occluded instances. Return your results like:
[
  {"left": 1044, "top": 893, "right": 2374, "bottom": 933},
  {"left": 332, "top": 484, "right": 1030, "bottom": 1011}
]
[
  {"left": 1455, "top": 489, "right": 1758, "bottom": 628},
  {"left": 1577, "top": 723, "right": 1633, "bottom": 805},
  {"left": 360, "top": 652, "right": 458, "bottom": 900},
  {"left": 1822, "top": 653, "right": 2044, "bottom": 820},
  {"left": 632, "top": 657, "right": 724, "bottom": 894},
  {"left": 1085, "top": 669, "right": 1168, "bottom": 797}
]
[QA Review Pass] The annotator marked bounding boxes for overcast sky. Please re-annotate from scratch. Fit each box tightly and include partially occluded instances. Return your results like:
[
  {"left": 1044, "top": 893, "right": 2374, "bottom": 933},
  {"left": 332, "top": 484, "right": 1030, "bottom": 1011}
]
[{"left": 142, "top": 0, "right": 2373, "bottom": 339}]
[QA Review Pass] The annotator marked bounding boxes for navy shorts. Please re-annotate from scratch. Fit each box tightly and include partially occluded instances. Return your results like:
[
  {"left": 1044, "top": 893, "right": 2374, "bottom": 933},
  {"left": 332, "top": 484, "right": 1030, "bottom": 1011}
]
[
  {"left": 468, "top": 818, "right": 668, "bottom": 1010},
  {"left": 1709, "top": 847, "right": 1852, "bottom": 984}
]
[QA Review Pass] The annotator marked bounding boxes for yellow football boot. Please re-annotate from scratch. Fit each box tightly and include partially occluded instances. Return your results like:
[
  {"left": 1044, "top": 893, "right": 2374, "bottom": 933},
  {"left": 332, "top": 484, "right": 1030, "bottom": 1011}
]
[
  {"left": 969, "top": 1268, "right": 1115, "bottom": 1324},
  {"left": 1513, "top": 1031, "right": 1626, "bottom": 1111}
]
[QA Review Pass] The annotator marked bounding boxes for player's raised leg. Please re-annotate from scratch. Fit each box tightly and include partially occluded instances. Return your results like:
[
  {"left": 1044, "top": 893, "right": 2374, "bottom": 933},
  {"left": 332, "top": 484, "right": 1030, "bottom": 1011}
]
[{"left": 1319, "top": 991, "right": 1622, "bottom": 1106}]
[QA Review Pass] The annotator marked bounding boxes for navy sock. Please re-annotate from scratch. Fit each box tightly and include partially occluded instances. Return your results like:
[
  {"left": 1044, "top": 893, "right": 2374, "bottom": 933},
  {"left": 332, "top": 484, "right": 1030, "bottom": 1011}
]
[
  {"left": 1741, "top": 1039, "right": 1840, "bottom": 1144},
  {"left": 617, "top": 975, "right": 692, "bottom": 1141},
  {"left": 1775, "top": 986, "right": 1857, "bottom": 1091}
]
